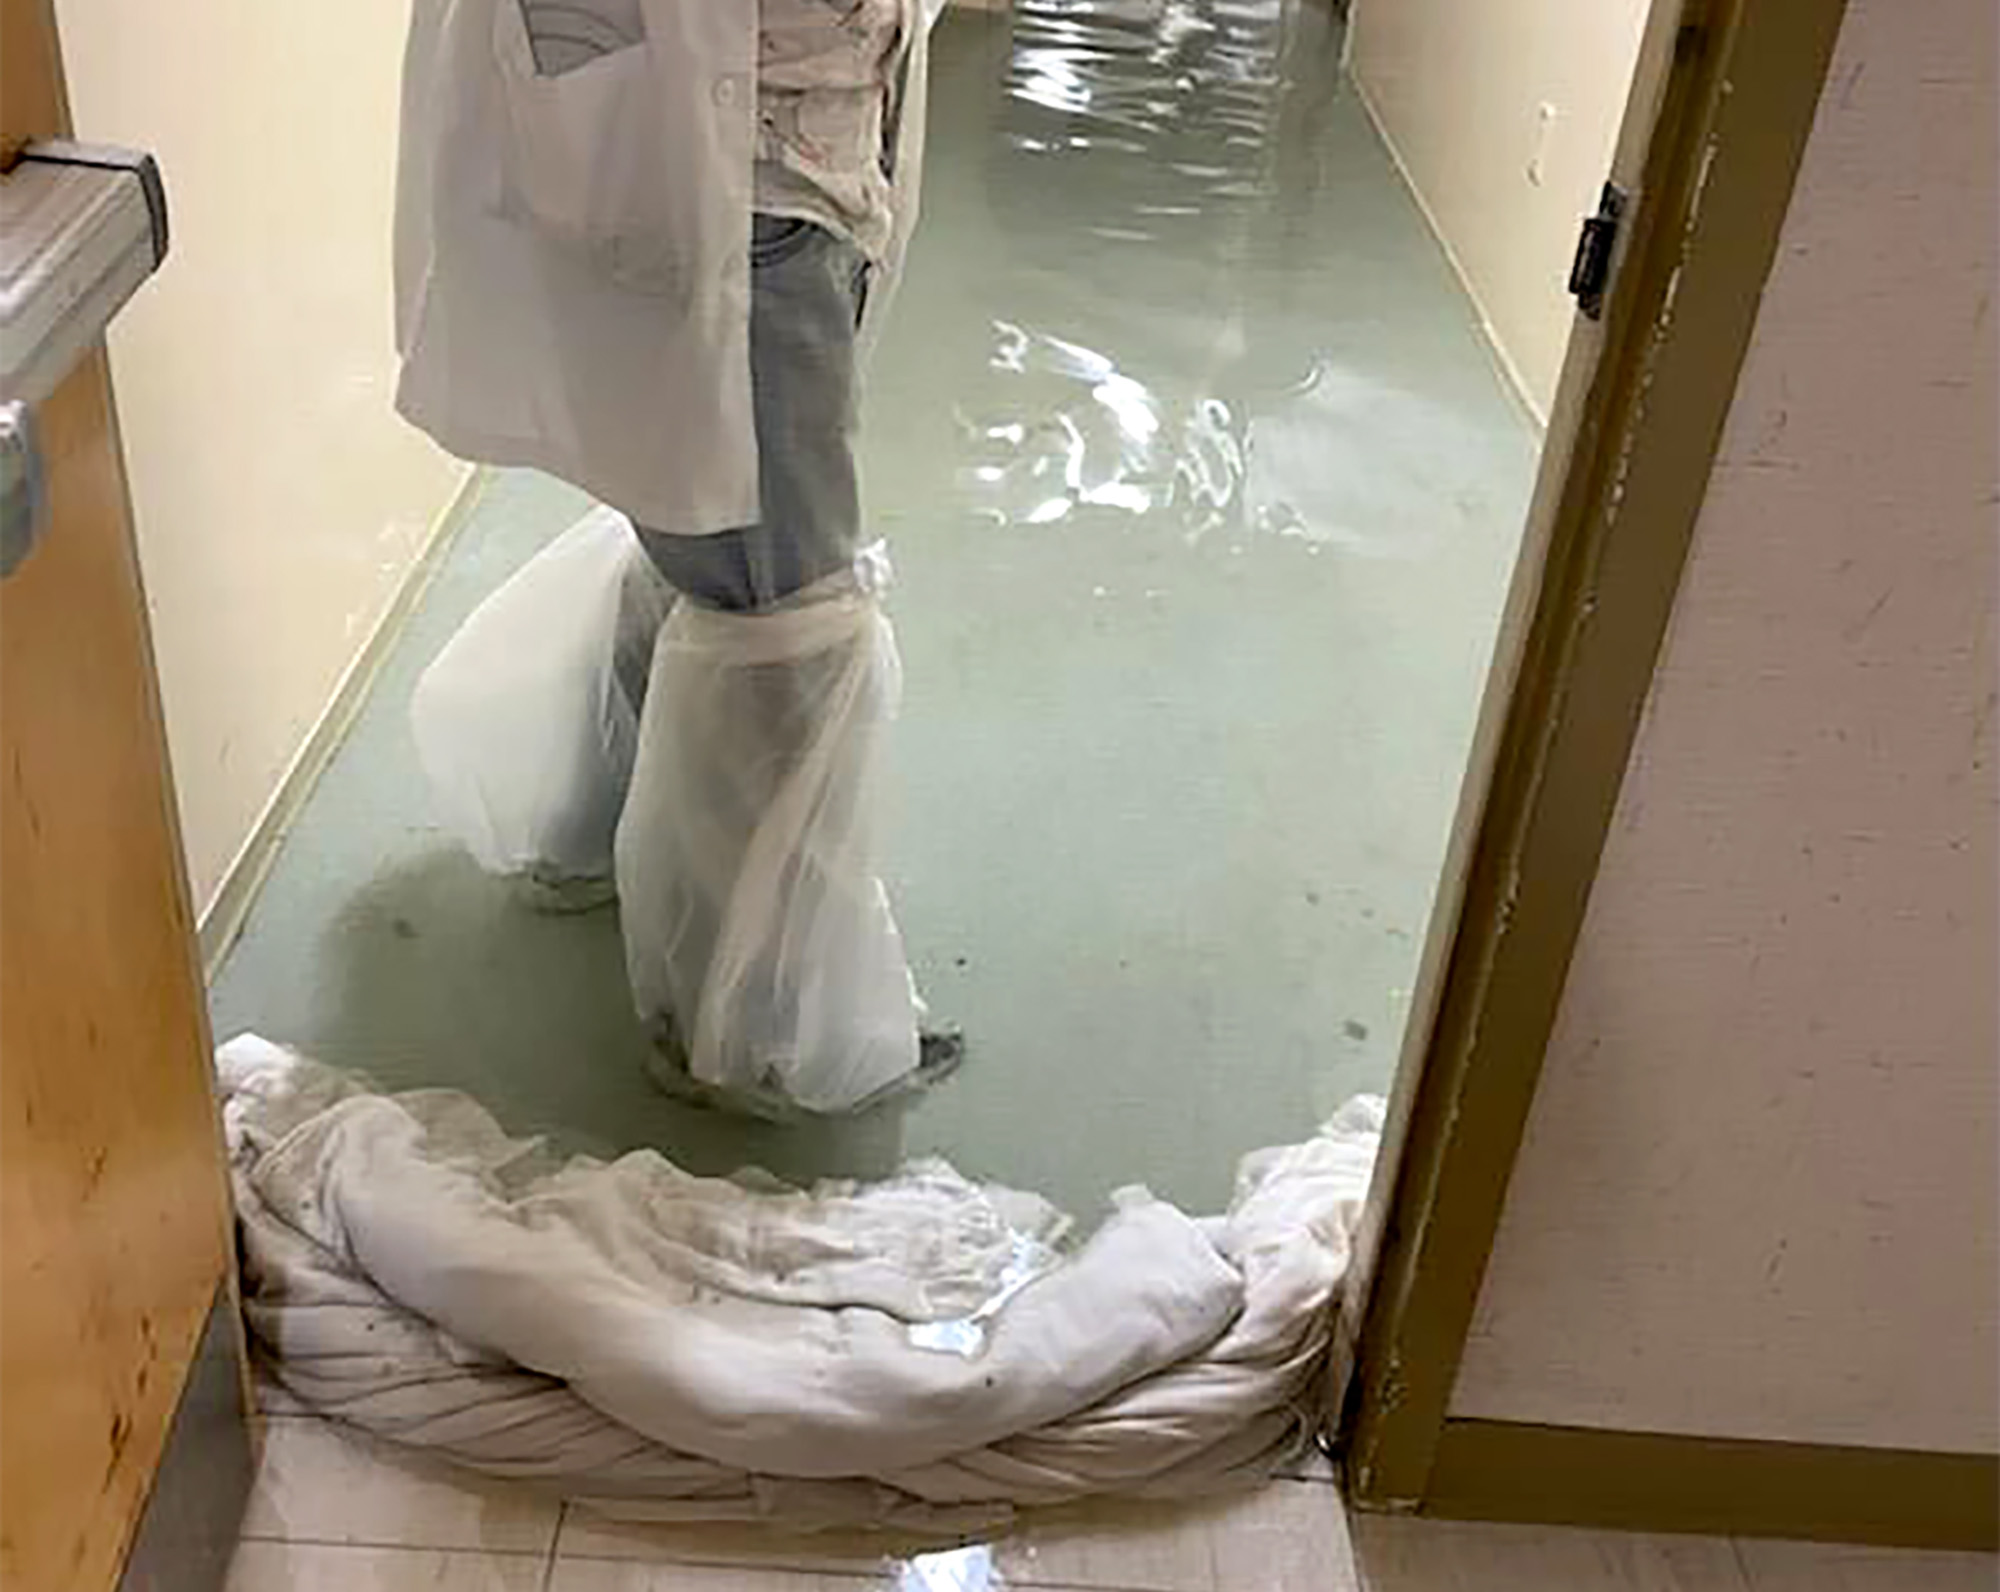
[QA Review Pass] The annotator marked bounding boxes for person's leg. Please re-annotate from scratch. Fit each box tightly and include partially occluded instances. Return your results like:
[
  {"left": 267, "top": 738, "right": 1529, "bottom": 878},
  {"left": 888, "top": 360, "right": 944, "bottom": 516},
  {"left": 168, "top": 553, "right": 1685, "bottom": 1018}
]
[
  {"left": 637, "top": 214, "right": 867, "bottom": 612},
  {"left": 621, "top": 218, "right": 958, "bottom": 1110}
]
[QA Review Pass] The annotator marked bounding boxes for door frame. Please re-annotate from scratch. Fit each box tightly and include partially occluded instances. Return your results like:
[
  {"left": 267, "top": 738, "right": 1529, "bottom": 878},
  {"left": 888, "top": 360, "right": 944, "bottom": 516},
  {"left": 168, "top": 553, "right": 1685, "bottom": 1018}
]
[{"left": 1332, "top": 0, "right": 1856, "bottom": 1516}]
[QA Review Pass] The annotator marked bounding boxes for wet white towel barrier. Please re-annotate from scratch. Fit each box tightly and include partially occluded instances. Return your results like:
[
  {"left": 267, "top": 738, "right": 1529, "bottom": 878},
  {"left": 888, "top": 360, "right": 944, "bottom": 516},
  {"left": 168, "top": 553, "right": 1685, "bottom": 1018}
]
[{"left": 220, "top": 1036, "right": 1382, "bottom": 1530}]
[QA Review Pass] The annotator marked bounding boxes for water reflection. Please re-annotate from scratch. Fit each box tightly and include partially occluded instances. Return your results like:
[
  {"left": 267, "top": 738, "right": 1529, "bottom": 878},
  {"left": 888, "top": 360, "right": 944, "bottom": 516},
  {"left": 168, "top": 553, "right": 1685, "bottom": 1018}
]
[
  {"left": 907, "top": 1225, "right": 1063, "bottom": 1357},
  {"left": 894, "top": 1544, "right": 1003, "bottom": 1590},
  {"left": 941, "top": 0, "right": 1451, "bottom": 554},
  {"left": 1006, "top": 0, "right": 1293, "bottom": 217},
  {"left": 855, "top": 0, "right": 1535, "bottom": 1214},
  {"left": 958, "top": 322, "right": 1244, "bottom": 537}
]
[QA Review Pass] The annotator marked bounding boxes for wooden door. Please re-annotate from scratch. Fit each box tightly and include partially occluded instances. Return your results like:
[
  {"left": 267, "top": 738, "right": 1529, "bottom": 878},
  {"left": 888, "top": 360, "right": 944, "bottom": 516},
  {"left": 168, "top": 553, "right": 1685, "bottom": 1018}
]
[{"left": 1, "top": 4, "right": 243, "bottom": 1589}]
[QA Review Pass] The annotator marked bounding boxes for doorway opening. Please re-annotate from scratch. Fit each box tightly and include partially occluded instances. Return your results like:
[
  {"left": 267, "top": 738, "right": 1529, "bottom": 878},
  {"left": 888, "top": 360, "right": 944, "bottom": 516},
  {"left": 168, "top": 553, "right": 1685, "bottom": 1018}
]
[
  {"left": 200, "top": 0, "right": 1656, "bottom": 1214},
  {"left": 72, "top": 0, "right": 1681, "bottom": 1515}
]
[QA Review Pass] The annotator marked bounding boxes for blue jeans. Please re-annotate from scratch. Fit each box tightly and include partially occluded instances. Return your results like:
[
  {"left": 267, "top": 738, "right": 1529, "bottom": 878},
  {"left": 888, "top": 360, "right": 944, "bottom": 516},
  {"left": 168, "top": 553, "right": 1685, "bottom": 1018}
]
[{"left": 636, "top": 216, "right": 869, "bottom": 611}]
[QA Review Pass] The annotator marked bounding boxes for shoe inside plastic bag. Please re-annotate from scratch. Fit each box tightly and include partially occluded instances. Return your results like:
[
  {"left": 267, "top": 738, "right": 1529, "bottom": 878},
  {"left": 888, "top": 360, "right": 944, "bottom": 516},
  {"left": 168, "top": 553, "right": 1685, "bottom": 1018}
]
[
  {"left": 616, "top": 563, "right": 922, "bottom": 1113},
  {"left": 412, "top": 507, "right": 921, "bottom": 1113},
  {"left": 411, "top": 506, "right": 670, "bottom": 885}
]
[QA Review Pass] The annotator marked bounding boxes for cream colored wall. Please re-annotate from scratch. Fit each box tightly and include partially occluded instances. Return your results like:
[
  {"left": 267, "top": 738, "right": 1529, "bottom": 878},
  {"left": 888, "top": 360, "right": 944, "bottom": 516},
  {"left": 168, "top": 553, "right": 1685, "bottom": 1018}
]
[
  {"left": 1348, "top": 0, "right": 1649, "bottom": 419},
  {"left": 1450, "top": 0, "right": 1998, "bottom": 1455},
  {"left": 56, "top": 0, "right": 468, "bottom": 914}
]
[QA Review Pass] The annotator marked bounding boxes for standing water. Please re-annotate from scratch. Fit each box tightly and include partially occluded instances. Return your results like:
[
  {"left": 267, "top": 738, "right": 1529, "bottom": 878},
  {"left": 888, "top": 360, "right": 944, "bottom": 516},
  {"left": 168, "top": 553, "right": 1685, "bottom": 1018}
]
[{"left": 209, "top": 1, "right": 1536, "bottom": 1215}]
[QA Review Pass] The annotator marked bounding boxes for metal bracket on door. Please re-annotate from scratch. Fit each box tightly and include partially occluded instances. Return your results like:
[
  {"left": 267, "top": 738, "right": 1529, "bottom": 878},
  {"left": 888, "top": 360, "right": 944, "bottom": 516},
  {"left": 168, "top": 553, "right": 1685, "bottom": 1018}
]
[
  {"left": 0, "top": 141, "right": 169, "bottom": 577},
  {"left": 1567, "top": 182, "right": 1628, "bottom": 322}
]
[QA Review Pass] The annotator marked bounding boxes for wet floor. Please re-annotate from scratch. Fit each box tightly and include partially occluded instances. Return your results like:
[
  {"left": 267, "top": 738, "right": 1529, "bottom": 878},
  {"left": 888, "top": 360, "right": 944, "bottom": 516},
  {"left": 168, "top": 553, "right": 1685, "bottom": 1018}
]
[{"left": 210, "top": 2, "right": 1537, "bottom": 1217}]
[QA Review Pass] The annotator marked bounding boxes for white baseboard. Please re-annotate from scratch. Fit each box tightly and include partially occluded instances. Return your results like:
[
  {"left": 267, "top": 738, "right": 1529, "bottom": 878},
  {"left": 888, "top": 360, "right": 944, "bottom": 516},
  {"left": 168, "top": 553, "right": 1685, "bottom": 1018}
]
[
  {"left": 1349, "top": 71, "right": 1550, "bottom": 434},
  {"left": 196, "top": 466, "right": 488, "bottom": 980}
]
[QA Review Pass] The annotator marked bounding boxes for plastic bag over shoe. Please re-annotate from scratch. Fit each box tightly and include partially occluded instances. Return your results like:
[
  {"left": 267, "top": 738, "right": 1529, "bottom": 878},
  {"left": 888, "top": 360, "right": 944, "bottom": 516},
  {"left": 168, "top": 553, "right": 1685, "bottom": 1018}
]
[
  {"left": 412, "top": 510, "right": 920, "bottom": 1112},
  {"left": 615, "top": 550, "right": 920, "bottom": 1113}
]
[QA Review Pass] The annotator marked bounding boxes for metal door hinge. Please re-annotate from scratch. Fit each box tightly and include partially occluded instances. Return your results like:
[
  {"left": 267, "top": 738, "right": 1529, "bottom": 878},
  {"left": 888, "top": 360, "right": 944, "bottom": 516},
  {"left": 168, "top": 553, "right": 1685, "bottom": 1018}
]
[{"left": 1568, "top": 182, "right": 1627, "bottom": 321}]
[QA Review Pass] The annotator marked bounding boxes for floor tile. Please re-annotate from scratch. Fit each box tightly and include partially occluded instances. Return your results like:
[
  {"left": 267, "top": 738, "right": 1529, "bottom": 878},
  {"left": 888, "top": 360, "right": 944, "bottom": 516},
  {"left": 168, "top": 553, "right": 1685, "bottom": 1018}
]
[
  {"left": 240, "top": 1417, "right": 560, "bottom": 1556},
  {"left": 561, "top": 1488, "right": 1336, "bottom": 1592},
  {"left": 1735, "top": 1539, "right": 1999, "bottom": 1592},
  {"left": 995, "top": 1495, "right": 1223, "bottom": 1591},
  {"left": 225, "top": 1541, "right": 547, "bottom": 1592},
  {"left": 550, "top": 1561, "right": 880, "bottom": 1590},
  {"left": 1205, "top": 1481, "right": 1355, "bottom": 1591},
  {"left": 1348, "top": 1514, "right": 1752, "bottom": 1590},
  {"left": 550, "top": 1545, "right": 1114, "bottom": 1590},
  {"left": 555, "top": 1510, "right": 905, "bottom": 1576}
]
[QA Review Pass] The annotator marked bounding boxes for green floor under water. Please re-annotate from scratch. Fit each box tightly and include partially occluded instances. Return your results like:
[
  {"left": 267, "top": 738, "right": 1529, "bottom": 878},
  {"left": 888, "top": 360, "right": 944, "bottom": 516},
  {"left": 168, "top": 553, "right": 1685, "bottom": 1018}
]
[{"left": 210, "top": 8, "right": 1537, "bottom": 1217}]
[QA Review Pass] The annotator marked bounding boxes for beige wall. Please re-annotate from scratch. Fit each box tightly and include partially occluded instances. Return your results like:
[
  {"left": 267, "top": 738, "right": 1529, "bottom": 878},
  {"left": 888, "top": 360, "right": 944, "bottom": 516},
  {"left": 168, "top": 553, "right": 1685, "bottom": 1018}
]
[
  {"left": 57, "top": 0, "right": 468, "bottom": 914},
  {"left": 1450, "top": 0, "right": 1998, "bottom": 1455},
  {"left": 1349, "top": 0, "right": 1649, "bottom": 419}
]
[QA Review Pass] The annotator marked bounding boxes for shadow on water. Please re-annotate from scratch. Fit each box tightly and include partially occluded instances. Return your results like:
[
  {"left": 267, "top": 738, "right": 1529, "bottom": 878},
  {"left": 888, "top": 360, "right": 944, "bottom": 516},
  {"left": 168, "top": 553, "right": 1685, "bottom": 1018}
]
[{"left": 311, "top": 848, "right": 911, "bottom": 1187}]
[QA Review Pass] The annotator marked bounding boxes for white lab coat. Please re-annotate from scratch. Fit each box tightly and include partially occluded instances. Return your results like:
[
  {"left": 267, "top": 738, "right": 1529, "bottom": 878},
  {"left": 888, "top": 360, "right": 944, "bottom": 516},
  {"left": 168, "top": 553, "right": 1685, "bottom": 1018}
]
[{"left": 393, "top": 0, "right": 935, "bottom": 535}]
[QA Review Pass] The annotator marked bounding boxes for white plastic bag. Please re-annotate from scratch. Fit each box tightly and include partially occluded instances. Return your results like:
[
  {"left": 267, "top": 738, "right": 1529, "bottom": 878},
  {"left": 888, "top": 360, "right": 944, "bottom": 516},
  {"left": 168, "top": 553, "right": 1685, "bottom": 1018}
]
[
  {"left": 411, "top": 506, "right": 670, "bottom": 882},
  {"left": 615, "top": 569, "right": 921, "bottom": 1113}
]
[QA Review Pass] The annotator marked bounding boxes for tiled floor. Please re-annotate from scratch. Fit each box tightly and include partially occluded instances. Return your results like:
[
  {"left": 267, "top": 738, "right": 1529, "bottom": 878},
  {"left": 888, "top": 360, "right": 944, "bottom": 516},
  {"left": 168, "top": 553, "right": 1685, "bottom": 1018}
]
[{"left": 224, "top": 1416, "right": 1994, "bottom": 1592}]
